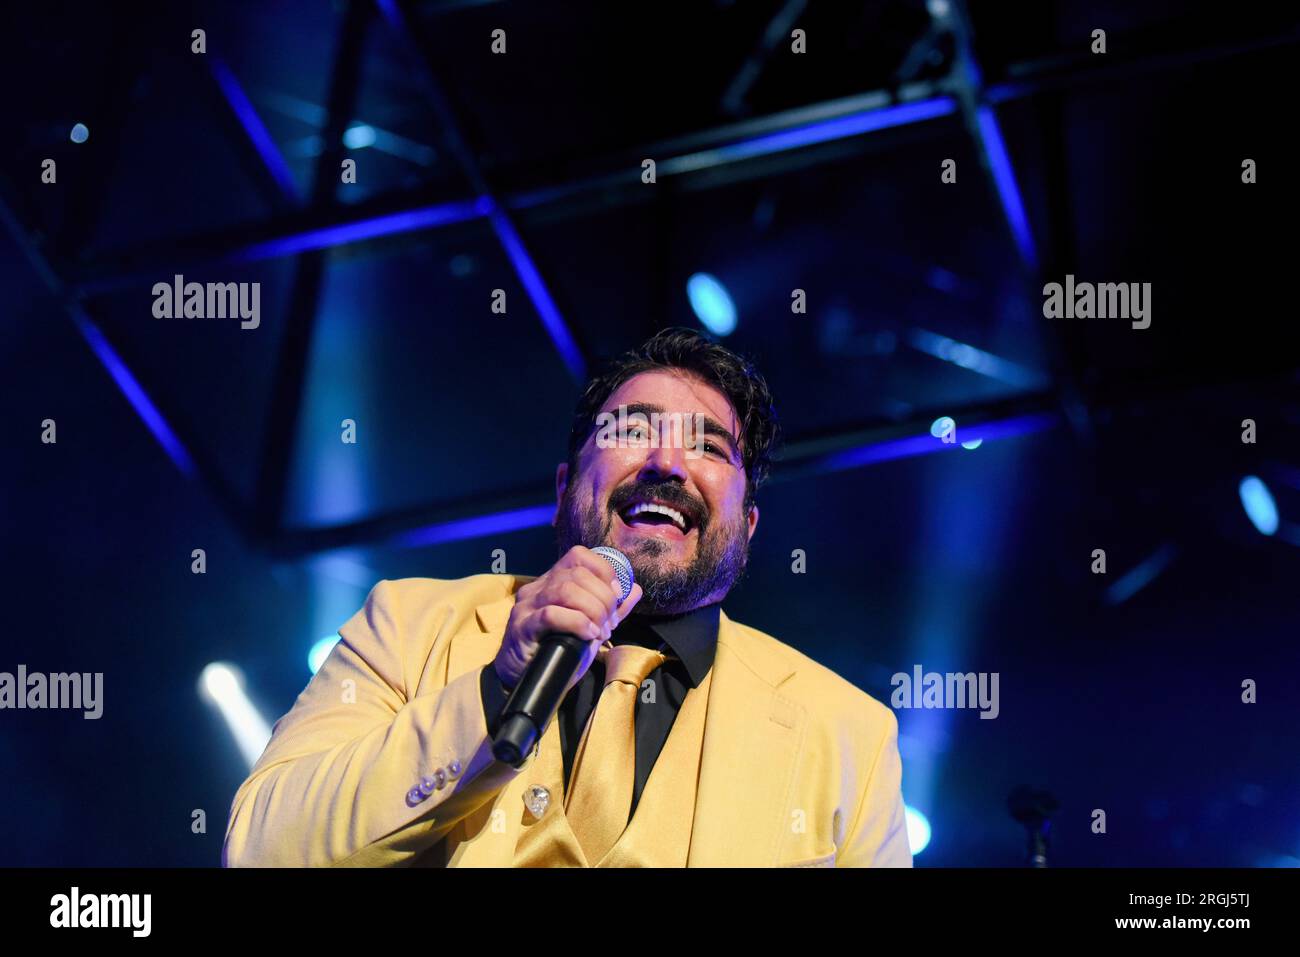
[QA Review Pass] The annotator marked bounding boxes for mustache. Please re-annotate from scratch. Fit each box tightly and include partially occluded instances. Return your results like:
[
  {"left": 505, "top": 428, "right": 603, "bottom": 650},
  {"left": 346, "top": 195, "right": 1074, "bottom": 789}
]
[{"left": 607, "top": 481, "right": 708, "bottom": 531}]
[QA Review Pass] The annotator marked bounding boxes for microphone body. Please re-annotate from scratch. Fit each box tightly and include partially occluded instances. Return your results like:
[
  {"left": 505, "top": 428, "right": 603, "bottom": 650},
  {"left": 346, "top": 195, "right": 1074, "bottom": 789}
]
[{"left": 490, "top": 547, "right": 634, "bottom": 767}]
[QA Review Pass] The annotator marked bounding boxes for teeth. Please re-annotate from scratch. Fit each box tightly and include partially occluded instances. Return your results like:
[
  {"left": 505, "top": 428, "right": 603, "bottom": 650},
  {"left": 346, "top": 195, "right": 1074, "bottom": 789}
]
[{"left": 625, "top": 501, "right": 688, "bottom": 531}]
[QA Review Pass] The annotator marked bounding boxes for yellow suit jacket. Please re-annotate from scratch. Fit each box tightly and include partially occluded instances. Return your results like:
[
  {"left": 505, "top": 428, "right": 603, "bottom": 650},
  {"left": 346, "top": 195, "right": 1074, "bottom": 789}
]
[{"left": 223, "top": 574, "right": 912, "bottom": 868}]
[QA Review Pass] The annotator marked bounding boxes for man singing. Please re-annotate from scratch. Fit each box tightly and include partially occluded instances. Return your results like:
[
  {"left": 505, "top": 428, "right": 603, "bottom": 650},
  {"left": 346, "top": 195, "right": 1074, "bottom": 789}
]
[{"left": 223, "top": 328, "right": 911, "bottom": 867}]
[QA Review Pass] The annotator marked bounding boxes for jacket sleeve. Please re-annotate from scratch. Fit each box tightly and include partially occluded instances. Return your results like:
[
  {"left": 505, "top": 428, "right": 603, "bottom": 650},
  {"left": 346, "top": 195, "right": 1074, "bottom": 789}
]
[
  {"left": 479, "top": 664, "right": 513, "bottom": 735},
  {"left": 222, "top": 579, "right": 523, "bottom": 867},
  {"left": 838, "top": 702, "right": 913, "bottom": 867}
]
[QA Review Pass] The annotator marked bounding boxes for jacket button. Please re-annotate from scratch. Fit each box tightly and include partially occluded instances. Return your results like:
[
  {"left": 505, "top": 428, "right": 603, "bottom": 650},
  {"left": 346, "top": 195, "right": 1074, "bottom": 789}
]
[
  {"left": 523, "top": 785, "right": 551, "bottom": 819},
  {"left": 406, "top": 786, "right": 425, "bottom": 806},
  {"left": 447, "top": 760, "right": 462, "bottom": 780},
  {"left": 419, "top": 773, "right": 440, "bottom": 796}
]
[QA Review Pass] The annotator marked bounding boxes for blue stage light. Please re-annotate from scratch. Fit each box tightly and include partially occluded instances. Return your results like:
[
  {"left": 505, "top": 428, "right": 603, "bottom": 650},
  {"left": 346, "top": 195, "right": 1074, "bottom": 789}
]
[
  {"left": 905, "top": 805, "right": 931, "bottom": 855},
  {"left": 683, "top": 98, "right": 957, "bottom": 169},
  {"left": 1105, "top": 543, "right": 1178, "bottom": 606},
  {"left": 686, "top": 273, "right": 737, "bottom": 336},
  {"left": 1239, "top": 476, "right": 1279, "bottom": 536},
  {"left": 908, "top": 327, "right": 1047, "bottom": 390},
  {"left": 309, "top": 635, "right": 341, "bottom": 674},
  {"left": 487, "top": 203, "right": 587, "bottom": 381},
  {"left": 234, "top": 197, "right": 492, "bottom": 264},
  {"left": 974, "top": 105, "right": 1037, "bottom": 270},
  {"left": 343, "top": 124, "right": 376, "bottom": 149},
  {"left": 209, "top": 58, "right": 298, "bottom": 201},
  {"left": 395, "top": 503, "right": 556, "bottom": 549},
  {"left": 71, "top": 312, "right": 196, "bottom": 477},
  {"left": 70, "top": 123, "right": 89, "bottom": 144}
]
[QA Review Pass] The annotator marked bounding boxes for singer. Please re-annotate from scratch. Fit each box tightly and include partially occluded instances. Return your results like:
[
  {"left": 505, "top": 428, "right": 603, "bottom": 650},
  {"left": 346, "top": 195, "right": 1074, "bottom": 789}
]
[{"left": 222, "top": 328, "right": 911, "bottom": 867}]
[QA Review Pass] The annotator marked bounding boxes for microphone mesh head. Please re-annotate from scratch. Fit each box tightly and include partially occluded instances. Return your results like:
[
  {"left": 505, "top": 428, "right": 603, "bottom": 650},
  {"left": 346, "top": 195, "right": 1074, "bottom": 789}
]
[{"left": 591, "top": 546, "right": 634, "bottom": 604}]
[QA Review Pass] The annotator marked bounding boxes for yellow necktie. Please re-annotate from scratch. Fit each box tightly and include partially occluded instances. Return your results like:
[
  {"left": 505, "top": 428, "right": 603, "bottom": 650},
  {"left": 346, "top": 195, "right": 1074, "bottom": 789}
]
[{"left": 564, "top": 642, "right": 666, "bottom": 865}]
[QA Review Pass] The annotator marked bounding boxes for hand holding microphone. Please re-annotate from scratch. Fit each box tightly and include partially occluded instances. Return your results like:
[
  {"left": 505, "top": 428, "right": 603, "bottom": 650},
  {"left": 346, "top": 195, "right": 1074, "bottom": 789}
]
[{"left": 490, "top": 546, "right": 642, "bottom": 765}]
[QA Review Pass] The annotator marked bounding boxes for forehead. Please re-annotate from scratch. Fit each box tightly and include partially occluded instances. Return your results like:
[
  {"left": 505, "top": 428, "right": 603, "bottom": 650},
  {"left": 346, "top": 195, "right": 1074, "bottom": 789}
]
[{"left": 602, "top": 369, "right": 740, "bottom": 435}]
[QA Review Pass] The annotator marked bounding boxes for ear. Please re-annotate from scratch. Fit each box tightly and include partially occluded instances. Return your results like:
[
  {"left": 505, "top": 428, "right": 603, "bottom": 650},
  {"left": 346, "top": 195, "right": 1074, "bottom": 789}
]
[
  {"left": 552, "top": 462, "right": 569, "bottom": 527},
  {"left": 745, "top": 503, "right": 760, "bottom": 541}
]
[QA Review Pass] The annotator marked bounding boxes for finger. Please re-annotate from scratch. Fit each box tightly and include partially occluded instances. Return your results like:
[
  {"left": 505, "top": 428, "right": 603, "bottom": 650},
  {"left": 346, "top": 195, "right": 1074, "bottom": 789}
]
[
  {"left": 563, "top": 545, "right": 624, "bottom": 592},
  {"left": 540, "top": 565, "right": 621, "bottom": 630},
  {"left": 567, "top": 565, "right": 623, "bottom": 617},
  {"left": 539, "top": 579, "right": 612, "bottom": 636},
  {"left": 530, "top": 605, "right": 605, "bottom": 643}
]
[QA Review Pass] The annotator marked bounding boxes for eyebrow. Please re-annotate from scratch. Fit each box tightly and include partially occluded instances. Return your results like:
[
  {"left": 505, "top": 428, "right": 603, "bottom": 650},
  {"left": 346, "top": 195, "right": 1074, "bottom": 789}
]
[{"left": 611, "top": 402, "right": 742, "bottom": 465}]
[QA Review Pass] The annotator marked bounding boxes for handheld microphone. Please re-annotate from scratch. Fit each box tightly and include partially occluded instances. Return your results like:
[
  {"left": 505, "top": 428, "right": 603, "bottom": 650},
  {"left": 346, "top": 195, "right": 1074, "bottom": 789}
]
[{"left": 490, "top": 546, "right": 635, "bottom": 767}]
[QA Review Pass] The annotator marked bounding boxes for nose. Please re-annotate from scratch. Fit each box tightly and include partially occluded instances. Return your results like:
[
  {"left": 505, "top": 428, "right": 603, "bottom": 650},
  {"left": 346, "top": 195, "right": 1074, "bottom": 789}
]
[{"left": 638, "top": 425, "right": 689, "bottom": 482}]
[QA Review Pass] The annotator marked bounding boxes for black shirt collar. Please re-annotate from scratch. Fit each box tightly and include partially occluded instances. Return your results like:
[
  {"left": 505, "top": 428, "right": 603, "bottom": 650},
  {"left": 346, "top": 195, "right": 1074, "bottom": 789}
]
[{"left": 610, "top": 602, "right": 720, "bottom": 689}]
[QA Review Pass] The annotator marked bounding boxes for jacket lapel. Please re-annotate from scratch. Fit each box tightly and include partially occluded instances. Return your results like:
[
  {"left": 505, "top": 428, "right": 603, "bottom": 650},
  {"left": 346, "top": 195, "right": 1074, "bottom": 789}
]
[{"left": 687, "top": 610, "right": 804, "bottom": 866}]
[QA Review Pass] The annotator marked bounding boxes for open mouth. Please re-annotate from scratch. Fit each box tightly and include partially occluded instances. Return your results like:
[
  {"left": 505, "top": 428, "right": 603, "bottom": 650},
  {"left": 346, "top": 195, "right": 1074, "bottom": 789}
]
[{"left": 616, "top": 498, "right": 699, "bottom": 538}]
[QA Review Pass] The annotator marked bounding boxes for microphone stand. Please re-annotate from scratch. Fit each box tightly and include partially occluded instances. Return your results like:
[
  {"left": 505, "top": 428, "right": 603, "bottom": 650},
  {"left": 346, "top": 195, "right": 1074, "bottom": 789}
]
[{"left": 1008, "top": 786, "right": 1059, "bottom": 868}]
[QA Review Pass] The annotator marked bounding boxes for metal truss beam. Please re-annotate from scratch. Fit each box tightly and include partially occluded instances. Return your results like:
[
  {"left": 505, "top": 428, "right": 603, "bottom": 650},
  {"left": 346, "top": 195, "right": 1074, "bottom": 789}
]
[
  {"left": 375, "top": 0, "right": 587, "bottom": 382},
  {"left": 68, "top": 25, "right": 1298, "bottom": 299}
]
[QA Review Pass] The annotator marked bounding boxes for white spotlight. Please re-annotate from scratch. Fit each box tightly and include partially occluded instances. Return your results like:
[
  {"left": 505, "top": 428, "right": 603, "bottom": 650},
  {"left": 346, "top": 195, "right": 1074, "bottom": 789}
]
[
  {"left": 198, "top": 662, "right": 272, "bottom": 769},
  {"left": 905, "top": 805, "right": 932, "bottom": 855}
]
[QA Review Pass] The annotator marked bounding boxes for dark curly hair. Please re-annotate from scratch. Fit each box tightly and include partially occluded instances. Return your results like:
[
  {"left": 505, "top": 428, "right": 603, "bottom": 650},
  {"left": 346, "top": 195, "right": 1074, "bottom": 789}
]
[{"left": 565, "top": 328, "right": 780, "bottom": 513}]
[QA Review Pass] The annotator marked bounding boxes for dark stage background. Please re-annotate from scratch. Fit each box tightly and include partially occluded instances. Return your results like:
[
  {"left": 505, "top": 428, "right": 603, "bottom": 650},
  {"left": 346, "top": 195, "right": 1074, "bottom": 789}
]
[{"left": 1, "top": 0, "right": 1297, "bottom": 867}]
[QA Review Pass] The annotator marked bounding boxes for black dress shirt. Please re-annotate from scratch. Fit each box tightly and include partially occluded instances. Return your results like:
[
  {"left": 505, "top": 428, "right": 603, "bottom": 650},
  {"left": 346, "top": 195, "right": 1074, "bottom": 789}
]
[{"left": 480, "top": 602, "right": 720, "bottom": 823}]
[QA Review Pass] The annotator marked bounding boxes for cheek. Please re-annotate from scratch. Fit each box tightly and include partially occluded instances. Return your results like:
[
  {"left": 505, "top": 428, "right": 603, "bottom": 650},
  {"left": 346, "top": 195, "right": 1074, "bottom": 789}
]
[
  {"left": 701, "top": 476, "right": 746, "bottom": 522},
  {"left": 579, "top": 469, "right": 616, "bottom": 514},
  {"left": 590, "top": 452, "right": 641, "bottom": 493}
]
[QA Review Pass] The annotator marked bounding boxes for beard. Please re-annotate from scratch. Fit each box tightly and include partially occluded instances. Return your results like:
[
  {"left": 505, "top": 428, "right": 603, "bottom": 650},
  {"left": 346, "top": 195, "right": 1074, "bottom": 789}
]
[{"left": 554, "top": 478, "right": 751, "bottom": 615}]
